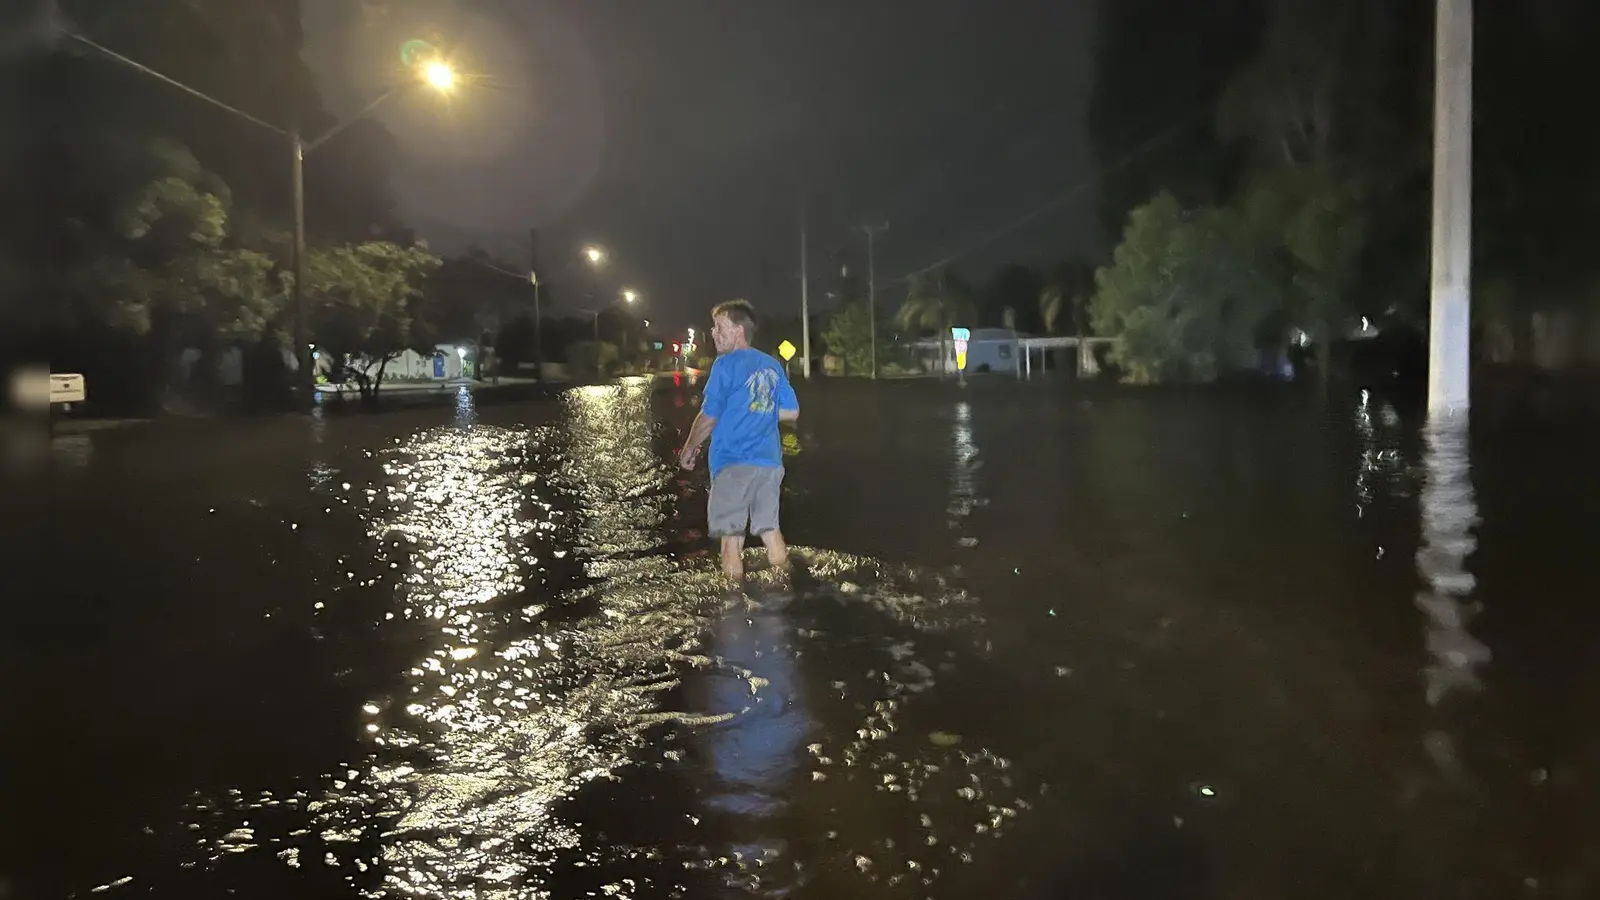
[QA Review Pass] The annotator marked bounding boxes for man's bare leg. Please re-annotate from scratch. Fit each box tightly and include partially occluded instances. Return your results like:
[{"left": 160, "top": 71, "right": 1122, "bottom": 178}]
[
  {"left": 758, "top": 530, "right": 790, "bottom": 569},
  {"left": 720, "top": 534, "right": 746, "bottom": 581}
]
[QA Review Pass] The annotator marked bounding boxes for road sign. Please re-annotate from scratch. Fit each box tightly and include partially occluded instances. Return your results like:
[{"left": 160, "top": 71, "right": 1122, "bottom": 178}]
[
  {"left": 50, "top": 373, "right": 86, "bottom": 404},
  {"left": 777, "top": 339, "right": 796, "bottom": 361},
  {"left": 950, "top": 327, "right": 970, "bottom": 372}
]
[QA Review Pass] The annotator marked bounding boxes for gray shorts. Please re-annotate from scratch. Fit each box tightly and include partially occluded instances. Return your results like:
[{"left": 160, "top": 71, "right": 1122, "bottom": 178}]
[{"left": 708, "top": 465, "right": 784, "bottom": 538}]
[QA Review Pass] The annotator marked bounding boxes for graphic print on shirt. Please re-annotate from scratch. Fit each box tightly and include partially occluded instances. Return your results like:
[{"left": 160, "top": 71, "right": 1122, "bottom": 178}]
[{"left": 745, "top": 367, "right": 779, "bottom": 413}]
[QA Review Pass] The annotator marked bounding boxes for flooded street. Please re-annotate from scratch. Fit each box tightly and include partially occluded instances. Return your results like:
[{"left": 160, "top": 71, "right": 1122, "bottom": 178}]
[{"left": 13, "top": 377, "right": 1600, "bottom": 898}]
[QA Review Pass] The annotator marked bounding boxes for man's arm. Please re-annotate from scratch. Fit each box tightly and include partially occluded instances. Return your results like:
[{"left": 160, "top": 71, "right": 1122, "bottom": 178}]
[
  {"left": 776, "top": 368, "right": 799, "bottom": 423},
  {"left": 679, "top": 409, "right": 718, "bottom": 468},
  {"left": 680, "top": 360, "right": 725, "bottom": 468}
]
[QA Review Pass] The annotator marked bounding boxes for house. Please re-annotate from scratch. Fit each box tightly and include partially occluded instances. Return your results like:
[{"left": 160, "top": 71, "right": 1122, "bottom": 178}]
[
  {"left": 910, "top": 328, "right": 1020, "bottom": 375},
  {"left": 314, "top": 343, "right": 480, "bottom": 385},
  {"left": 908, "top": 329, "right": 1118, "bottom": 378}
]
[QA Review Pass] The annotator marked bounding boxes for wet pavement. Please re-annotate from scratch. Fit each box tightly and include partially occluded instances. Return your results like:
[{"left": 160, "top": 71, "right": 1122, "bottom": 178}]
[{"left": 10, "top": 375, "right": 1600, "bottom": 898}]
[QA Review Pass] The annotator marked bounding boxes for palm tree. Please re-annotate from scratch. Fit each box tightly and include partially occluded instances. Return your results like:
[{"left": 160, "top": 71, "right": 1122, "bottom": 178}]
[
  {"left": 1039, "top": 261, "right": 1095, "bottom": 336},
  {"left": 896, "top": 268, "right": 974, "bottom": 375}
]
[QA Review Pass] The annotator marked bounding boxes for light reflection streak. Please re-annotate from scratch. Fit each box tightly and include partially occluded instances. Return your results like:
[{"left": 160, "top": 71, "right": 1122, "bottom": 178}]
[
  {"left": 554, "top": 382, "right": 670, "bottom": 571},
  {"left": 948, "top": 401, "right": 984, "bottom": 548},
  {"left": 1415, "top": 414, "right": 1489, "bottom": 709},
  {"left": 329, "top": 380, "right": 725, "bottom": 898},
  {"left": 687, "top": 595, "right": 811, "bottom": 893},
  {"left": 50, "top": 432, "right": 93, "bottom": 470},
  {"left": 1354, "top": 389, "right": 1406, "bottom": 519},
  {"left": 762, "top": 565, "right": 1033, "bottom": 895},
  {"left": 454, "top": 385, "right": 478, "bottom": 429},
  {"left": 177, "top": 381, "right": 1031, "bottom": 898}
]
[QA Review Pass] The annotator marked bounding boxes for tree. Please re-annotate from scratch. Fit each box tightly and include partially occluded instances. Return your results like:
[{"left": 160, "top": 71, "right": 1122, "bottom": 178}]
[
  {"left": 304, "top": 240, "right": 442, "bottom": 402},
  {"left": 1039, "top": 261, "right": 1096, "bottom": 336},
  {"left": 52, "top": 139, "right": 279, "bottom": 337},
  {"left": 895, "top": 269, "right": 975, "bottom": 376},
  {"left": 820, "top": 303, "right": 885, "bottom": 376},
  {"left": 897, "top": 269, "right": 975, "bottom": 333},
  {"left": 1088, "top": 0, "right": 1262, "bottom": 244},
  {"left": 56, "top": 0, "right": 342, "bottom": 231},
  {"left": 978, "top": 264, "right": 1045, "bottom": 333},
  {"left": 423, "top": 250, "right": 527, "bottom": 346},
  {"left": 46, "top": 137, "right": 285, "bottom": 410},
  {"left": 566, "top": 340, "right": 619, "bottom": 377},
  {"left": 1089, "top": 192, "right": 1282, "bottom": 384},
  {"left": 26, "top": 0, "right": 409, "bottom": 411},
  {"left": 1234, "top": 163, "right": 1367, "bottom": 375}
]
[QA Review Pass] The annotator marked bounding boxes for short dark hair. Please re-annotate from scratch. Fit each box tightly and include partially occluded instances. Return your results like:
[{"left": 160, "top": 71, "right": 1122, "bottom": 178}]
[{"left": 711, "top": 299, "right": 758, "bottom": 340}]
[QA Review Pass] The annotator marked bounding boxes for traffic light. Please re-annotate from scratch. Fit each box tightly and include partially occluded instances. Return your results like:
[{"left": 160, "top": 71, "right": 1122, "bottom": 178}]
[{"left": 671, "top": 342, "right": 680, "bottom": 353}]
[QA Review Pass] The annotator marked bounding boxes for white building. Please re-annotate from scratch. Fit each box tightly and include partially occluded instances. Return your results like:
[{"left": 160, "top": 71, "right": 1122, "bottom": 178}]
[
  {"left": 910, "top": 329, "right": 1116, "bottom": 378},
  {"left": 313, "top": 343, "right": 479, "bottom": 384},
  {"left": 910, "top": 327, "right": 1019, "bottom": 375}
]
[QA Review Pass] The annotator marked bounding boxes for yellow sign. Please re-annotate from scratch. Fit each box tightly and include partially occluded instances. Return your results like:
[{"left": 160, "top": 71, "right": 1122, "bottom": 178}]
[{"left": 777, "top": 340, "right": 796, "bottom": 361}]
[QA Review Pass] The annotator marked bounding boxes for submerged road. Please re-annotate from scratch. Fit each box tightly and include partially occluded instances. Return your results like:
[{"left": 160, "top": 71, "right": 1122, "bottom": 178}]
[{"left": 10, "top": 376, "right": 1600, "bottom": 898}]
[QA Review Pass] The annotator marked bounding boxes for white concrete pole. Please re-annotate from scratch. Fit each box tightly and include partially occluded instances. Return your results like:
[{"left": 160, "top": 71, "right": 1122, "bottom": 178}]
[{"left": 1428, "top": 0, "right": 1473, "bottom": 416}]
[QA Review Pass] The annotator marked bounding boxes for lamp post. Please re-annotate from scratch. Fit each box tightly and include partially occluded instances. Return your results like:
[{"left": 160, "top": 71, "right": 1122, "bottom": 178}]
[
  {"left": 587, "top": 288, "right": 639, "bottom": 344},
  {"left": 567, "top": 246, "right": 642, "bottom": 376},
  {"left": 289, "top": 74, "right": 455, "bottom": 401},
  {"left": 581, "top": 246, "right": 608, "bottom": 344},
  {"left": 62, "top": 30, "right": 456, "bottom": 406}
]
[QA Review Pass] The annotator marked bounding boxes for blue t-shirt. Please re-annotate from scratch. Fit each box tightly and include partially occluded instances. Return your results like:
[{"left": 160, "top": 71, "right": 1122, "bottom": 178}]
[{"left": 702, "top": 347, "right": 798, "bottom": 477}]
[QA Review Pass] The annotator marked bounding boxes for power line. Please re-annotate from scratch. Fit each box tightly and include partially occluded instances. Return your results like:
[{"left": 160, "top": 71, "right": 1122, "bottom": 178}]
[
  {"left": 64, "top": 31, "right": 289, "bottom": 137},
  {"left": 889, "top": 103, "right": 1213, "bottom": 284},
  {"left": 460, "top": 257, "right": 595, "bottom": 316},
  {"left": 465, "top": 256, "right": 530, "bottom": 283}
]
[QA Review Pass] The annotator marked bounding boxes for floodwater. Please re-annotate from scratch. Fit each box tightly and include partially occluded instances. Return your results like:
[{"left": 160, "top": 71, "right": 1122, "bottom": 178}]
[{"left": 10, "top": 376, "right": 1600, "bottom": 899}]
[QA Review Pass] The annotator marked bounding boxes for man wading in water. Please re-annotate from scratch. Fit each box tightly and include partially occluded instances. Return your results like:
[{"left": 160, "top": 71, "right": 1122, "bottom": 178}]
[{"left": 678, "top": 300, "right": 799, "bottom": 581}]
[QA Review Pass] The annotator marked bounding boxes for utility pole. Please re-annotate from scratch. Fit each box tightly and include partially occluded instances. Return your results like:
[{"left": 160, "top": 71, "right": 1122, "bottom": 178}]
[
  {"left": 1428, "top": 0, "right": 1472, "bottom": 417},
  {"left": 529, "top": 228, "right": 543, "bottom": 381},
  {"left": 291, "top": 130, "right": 310, "bottom": 400},
  {"left": 799, "top": 192, "right": 812, "bottom": 379},
  {"left": 57, "top": 31, "right": 450, "bottom": 411},
  {"left": 857, "top": 222, "right": 888, "bottom": 379}
]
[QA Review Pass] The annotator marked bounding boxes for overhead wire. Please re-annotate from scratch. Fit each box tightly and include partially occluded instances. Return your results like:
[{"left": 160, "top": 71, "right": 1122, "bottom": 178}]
[{"left": 886, "top": 102, "right": 1213, "bottom": 286}]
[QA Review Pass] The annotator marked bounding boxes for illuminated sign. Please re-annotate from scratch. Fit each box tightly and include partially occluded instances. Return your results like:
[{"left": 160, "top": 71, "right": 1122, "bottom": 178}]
[
  {"left": 49, "top": 373, "right": 86, "bottom": 404},
  {"left": 950, "top": 327, "right": 970, "bottom": 372},
  {"left": 777, "top": 340, "right": 796, "bottom": 361}
]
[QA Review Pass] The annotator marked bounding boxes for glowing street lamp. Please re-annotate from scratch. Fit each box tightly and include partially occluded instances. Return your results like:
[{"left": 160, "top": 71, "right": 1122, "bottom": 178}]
[
  {"left": 584, "top": 246, "right": 606, "bottom": 266},
  {"left": 58, "top": 31, "right": 466, "bottom": 406},
  {"left": 621, "top": 288, "right": 638, "bottom": 304},
  {"left": 423, "top": 60, "right": 457, "bottom": 91}
]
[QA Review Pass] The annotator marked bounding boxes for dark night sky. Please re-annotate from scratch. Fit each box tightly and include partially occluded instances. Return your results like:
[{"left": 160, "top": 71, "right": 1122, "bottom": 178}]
[{"left": 304, "top": 0, "right": 1097, "bottom": 331}]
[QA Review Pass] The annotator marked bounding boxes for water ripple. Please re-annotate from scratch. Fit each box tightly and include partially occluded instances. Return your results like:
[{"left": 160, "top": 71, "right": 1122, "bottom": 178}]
[{"left": 166, "top": 381, "right": 1018, "bottom": 899}]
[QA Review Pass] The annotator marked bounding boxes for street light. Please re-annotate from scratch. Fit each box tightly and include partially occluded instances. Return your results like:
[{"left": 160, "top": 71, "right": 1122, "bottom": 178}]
[
  {"left": 424, "top": 61, "right": 456, "bottom": 91},
  {"left": 584, "top": 246, "right": 606, "bottom": 266},
  {"left": 585, "top": 288, "right": 643, "bottom": 343},
  {"left": 291, "top": 62, "right": 455, "bottom": 400},
  {"left": 61, "top": 28, "right": 457, "bottom": 405}
]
